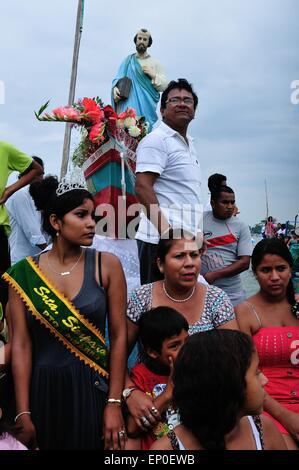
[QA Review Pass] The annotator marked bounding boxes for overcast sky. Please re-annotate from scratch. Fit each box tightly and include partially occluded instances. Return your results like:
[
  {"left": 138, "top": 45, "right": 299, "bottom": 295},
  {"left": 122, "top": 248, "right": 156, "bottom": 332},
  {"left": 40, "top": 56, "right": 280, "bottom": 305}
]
[{"left": 1, "top": 0, "right": 298, "bottom": 226}]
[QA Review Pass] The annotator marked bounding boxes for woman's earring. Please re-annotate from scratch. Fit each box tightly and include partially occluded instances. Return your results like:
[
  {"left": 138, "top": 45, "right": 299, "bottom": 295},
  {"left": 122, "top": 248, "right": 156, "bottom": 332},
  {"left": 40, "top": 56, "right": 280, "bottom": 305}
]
[{"left": 56, "top": 231, "right": 59, "bottom": 237}]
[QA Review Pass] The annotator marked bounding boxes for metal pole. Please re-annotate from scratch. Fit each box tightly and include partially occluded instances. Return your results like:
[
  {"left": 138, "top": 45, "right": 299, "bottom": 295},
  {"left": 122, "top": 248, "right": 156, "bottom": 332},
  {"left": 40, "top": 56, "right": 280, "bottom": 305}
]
[{"left": 60, "top": 0, "right": 84, "bottom": 178}]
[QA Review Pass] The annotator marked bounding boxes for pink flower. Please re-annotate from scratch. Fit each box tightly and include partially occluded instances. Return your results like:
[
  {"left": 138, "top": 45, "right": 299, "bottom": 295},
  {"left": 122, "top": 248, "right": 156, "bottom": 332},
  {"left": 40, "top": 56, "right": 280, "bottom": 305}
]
[
  {"left": 126, "top": 107, "right": 136, "bottom": 118},
  {"left": 52, "top": 106, "right": 80, "bottom": 121},
  {"left": 118, "top": 108, "right": 137, "bottom": 120},
  {"left": 89, "top": 122, "right": 106, "bottom": 143},
  {"left": 118, "top": 111, "right": 127, "bottom": 120}
]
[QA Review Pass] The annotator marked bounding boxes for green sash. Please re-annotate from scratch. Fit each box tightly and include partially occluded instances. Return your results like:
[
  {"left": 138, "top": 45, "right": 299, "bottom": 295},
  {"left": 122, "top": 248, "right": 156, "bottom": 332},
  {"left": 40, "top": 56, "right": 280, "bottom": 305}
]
[{"left": 3, "top": 256, "right": 108, "bottom": 378}]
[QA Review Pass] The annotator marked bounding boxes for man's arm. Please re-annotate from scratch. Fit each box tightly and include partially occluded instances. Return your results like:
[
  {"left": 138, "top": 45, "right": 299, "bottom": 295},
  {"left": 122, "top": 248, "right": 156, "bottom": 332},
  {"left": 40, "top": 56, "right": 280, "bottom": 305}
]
[
  {"left": 135, "top": 172, "right": 170, "bottom": 236},
  {"left": 0, "top": 160, "right": 43, "bottom": 205},
  {"left": 204, "top": 255, "right": 250, "bottom": 284}
]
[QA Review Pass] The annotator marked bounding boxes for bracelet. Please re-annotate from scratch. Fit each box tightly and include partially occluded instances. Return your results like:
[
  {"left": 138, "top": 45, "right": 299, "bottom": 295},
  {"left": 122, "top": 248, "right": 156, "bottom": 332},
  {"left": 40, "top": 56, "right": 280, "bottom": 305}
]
[
  {"left": 107, "top": 398, "right": 122, "bottom": 405},
  {"left": 14, "top": 411, "right": 31, "bottom": 423}
]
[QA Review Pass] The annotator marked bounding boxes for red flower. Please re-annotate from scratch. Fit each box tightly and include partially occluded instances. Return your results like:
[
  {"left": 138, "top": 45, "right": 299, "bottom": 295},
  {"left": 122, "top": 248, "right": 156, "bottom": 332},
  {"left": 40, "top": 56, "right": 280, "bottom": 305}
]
[
  {"left": 106, "top": 117, "right": 117, "bottom": 136},
  {"left": 81, "top": 98, "right": 104, "bottom": 124},
  {"left": 103, "top": 105, "right": 118, "bottom": 120}
]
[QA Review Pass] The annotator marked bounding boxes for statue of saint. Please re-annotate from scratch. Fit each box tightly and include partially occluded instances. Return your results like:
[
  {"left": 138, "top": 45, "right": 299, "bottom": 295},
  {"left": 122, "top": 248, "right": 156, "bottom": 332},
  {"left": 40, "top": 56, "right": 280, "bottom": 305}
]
[{"left": 112, "top": 28, "right": 168, "bottom": 130}]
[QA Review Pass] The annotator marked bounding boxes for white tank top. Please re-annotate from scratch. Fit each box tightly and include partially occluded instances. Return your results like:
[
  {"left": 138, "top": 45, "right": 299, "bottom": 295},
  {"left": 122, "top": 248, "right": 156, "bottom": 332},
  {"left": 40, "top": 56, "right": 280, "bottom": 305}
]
[{"left": 174, "top": 416, "right": 262, "bottom": 450}]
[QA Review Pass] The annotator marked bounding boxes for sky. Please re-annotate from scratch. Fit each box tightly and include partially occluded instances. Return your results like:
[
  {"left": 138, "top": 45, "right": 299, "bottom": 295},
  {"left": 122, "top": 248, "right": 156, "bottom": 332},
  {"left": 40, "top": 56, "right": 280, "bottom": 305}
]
[{"left": 1, "top": 0, "right": 298, "bottom": 227}]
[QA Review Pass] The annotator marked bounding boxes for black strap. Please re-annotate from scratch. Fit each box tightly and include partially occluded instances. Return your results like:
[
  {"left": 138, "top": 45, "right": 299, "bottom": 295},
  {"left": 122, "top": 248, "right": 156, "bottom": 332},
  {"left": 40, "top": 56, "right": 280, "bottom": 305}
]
[
  {"left": 252, "top": 414, "right": 264, "bottom": 450},
  {"left": 167, "top": 430, "right": 180, "bottom": 450},
  {"left": 98, "top": 252, "right": 102, "bottom": 287}
]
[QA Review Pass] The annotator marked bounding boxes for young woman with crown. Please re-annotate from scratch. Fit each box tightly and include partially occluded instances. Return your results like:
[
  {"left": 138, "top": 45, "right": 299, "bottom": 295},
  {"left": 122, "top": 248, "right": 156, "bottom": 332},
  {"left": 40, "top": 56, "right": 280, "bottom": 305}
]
[{"left": 2, "top": 172, "right": 128, "bottom": 450}]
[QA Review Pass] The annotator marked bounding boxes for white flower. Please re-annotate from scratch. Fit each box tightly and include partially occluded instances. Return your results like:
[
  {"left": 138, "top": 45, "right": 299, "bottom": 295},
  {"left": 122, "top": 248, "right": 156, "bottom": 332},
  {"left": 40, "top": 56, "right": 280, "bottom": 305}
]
[
  {"left": 128, "top": 125, "right": 141, "bottom": 138},
  {"left": 124, "top": 117, "right": 136, "bottom": 128},
  {"left": 117, "top": 119, "right": 125, "bottom": 129}
]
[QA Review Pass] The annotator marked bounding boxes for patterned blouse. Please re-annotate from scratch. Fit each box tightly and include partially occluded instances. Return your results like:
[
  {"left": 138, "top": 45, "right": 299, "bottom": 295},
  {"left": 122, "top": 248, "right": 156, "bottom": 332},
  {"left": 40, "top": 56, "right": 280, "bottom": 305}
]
[{"left": 127, "top": 283, "right": 235, "bottom": 334}]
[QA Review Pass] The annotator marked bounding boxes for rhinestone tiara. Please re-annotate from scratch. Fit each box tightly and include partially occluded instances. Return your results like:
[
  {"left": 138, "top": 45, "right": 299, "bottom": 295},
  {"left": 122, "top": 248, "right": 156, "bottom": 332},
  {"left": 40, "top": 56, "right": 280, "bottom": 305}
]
[{"left": 56, "top": 166, "right": 87, "bottom": 197}]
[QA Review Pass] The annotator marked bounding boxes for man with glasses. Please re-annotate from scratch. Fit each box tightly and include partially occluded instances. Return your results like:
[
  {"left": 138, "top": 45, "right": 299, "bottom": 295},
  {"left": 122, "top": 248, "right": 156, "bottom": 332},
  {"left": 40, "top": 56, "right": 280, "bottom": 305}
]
[
  {"left": 134, "top": 79, "right": 203, "bottom": 284},
  {"left": 112, "top": 28, "right": 168, "bottom": 131}
]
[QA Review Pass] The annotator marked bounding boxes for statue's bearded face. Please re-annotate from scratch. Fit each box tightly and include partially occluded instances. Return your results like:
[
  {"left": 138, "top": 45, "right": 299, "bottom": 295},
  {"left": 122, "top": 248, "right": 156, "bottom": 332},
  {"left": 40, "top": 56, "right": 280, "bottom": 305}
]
[{"left": 136, "top": 33, "right": 150, "bottom": 53}]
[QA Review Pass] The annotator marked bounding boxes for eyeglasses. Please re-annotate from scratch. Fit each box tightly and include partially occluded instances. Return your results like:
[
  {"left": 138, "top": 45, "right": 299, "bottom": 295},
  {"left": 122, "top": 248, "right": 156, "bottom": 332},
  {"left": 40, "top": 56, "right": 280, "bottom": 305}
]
[{"left": 166, "top": 97, "right": 194, "bottom": 105}]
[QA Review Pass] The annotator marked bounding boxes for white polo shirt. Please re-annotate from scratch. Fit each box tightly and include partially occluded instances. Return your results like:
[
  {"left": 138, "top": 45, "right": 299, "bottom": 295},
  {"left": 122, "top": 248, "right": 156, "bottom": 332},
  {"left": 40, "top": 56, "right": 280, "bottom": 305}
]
[{"left": 135, "top": 121, "right": 202, "bottom": 244}]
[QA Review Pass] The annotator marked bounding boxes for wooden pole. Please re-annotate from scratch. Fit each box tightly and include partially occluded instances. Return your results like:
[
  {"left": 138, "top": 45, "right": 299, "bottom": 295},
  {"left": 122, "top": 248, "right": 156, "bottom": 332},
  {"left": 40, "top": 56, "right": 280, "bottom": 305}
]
[{"left": 60, "top": 0, "right": 84, "bottom": 178}]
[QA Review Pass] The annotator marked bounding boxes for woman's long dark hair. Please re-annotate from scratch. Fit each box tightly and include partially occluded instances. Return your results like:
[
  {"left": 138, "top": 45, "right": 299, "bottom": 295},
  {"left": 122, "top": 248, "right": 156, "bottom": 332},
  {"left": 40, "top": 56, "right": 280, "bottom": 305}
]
[
  {"left": 173, "top": 330, "right": 255, "bottom": 450},
  {"left": 252, "top": 238, "right": 297, "bottom": 315}
]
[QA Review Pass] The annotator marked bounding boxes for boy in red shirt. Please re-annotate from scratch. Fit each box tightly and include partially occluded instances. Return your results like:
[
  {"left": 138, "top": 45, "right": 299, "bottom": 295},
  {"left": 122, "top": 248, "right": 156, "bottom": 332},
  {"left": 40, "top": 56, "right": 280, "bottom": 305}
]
[{"left": 126, "top": 306, "right": 188, "bottom": 450}]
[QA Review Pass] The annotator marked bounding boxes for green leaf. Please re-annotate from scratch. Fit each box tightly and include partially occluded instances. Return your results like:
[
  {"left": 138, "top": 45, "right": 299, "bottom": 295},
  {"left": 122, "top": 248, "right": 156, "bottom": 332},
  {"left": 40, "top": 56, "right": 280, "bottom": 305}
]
[{"left": 34, "top": 100, "right": 50, "bottom": 120}]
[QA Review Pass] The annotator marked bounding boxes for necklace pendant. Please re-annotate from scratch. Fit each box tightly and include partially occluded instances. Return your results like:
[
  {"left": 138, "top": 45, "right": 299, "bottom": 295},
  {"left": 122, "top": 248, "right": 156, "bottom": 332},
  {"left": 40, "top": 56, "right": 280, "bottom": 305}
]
[{"left": 60, "top": 271, "right": 70, "bottom": 276}]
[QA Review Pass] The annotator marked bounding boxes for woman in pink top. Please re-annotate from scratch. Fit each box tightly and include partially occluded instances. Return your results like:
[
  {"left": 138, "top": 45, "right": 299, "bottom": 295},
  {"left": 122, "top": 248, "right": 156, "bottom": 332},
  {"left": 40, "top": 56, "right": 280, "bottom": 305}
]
[
  {"left": 236, "top": 238, "right": 299, "bottom": 449},
  {"left": 264, "top": 216, "right": 276, "bottom": 239}
]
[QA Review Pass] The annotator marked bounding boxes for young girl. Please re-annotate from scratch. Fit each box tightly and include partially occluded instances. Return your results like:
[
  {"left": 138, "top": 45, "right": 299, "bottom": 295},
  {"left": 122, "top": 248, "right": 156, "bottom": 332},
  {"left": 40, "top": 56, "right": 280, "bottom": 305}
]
[
  {"left": 236, "top": 238, "right": 299, "bottom": 449},
  {"left": 150, "top": 329, "right": 286, "bottom": 450},
  {"left": 3, "top": 175, "right": 127, "bottom": 450}
]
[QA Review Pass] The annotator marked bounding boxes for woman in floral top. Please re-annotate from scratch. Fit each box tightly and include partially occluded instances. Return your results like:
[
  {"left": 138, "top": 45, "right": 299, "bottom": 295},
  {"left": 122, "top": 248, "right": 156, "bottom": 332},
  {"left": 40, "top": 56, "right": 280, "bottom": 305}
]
[{"left": 125, "top": 230, "right": 238, "bottom": 432}]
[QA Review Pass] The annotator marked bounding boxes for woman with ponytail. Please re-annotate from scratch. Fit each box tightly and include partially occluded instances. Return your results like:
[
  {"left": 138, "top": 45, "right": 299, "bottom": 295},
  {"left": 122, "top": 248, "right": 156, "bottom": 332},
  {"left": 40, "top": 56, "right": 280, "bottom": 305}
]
[
  {"left": 150, "top": 329, "right": 286, "bottom": 450},
  {"left": 236, "top": 238, "right": 299, "bottom": 449}
]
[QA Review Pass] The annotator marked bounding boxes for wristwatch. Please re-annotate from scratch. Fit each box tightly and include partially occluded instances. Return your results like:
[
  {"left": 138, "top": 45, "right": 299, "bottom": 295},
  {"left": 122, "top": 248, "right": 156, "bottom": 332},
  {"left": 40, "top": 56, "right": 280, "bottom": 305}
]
[{"left": 122, "top": 387, "right": 137, "bottom": 401}]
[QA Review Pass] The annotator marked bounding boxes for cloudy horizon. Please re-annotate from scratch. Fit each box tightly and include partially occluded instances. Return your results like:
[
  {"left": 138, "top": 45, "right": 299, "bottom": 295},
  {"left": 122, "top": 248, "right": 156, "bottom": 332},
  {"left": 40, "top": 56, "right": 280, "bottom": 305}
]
[{"left": 1, "top": 0, "right": 298, "bottom": 227}]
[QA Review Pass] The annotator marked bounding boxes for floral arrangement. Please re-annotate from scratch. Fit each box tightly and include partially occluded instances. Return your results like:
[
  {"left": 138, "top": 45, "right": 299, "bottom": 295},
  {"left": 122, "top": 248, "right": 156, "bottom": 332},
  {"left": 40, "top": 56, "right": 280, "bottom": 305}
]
[{"left": 35, "top": 98, "right": 148, "bottom": 166}]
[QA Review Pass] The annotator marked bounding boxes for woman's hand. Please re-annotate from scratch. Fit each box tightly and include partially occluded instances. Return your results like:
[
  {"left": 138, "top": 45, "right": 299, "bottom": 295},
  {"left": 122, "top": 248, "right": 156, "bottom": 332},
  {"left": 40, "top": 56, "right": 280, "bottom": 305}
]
[
  {"left": 103, "top": 403, "right": 127, "bottom": 450},
  {"left": 126, "top": 390, "right": 161, "bottom": 431},
  {"left": 15, "top": 415, "right": 37, "bottom": 449},
  {"left": 165, "top": 356, "right": 174, "bottom": 395}
]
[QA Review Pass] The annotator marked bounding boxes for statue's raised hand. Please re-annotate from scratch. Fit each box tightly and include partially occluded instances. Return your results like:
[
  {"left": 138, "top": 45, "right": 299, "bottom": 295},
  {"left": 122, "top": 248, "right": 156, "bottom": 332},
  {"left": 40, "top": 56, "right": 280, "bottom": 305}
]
[{"left": 142, "top": 65, "right": 156, "bottom": 80}]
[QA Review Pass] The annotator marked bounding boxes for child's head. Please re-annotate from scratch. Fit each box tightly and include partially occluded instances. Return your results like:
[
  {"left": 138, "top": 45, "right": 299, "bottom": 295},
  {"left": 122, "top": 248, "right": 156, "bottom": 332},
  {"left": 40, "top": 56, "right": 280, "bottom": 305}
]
[
  {"left": 139, "top": 307, "right": 189, "bottom": 369},
  {"left": 173, "top": 329, "right": 267, "bottom": 450}
]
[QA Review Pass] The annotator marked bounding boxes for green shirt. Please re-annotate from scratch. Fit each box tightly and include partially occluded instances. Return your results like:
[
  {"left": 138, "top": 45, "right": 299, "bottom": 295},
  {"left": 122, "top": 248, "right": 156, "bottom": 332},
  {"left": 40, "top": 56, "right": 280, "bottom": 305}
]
[{"left": 0, "top": 141, "right": 32, "bottom": 235}]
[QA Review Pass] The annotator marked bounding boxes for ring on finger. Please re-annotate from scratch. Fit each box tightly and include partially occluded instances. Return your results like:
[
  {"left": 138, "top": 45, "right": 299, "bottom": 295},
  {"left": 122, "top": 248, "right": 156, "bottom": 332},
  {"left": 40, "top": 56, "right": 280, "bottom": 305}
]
[
  {"left": 151, "top": 406, "right": 159, "bottom": 414},
  {"left": 141, "top": 416, "right": 151, "bottom": 426},
  {"left": 118, "top": 430, "right": 126, "bottom": 438}
]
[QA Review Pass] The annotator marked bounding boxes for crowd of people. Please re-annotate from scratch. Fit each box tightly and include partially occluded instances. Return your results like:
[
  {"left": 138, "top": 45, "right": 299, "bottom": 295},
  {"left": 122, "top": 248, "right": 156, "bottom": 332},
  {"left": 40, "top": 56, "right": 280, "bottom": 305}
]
[{"left": 0, "top": 54, "right": 298, "bottom": 452}]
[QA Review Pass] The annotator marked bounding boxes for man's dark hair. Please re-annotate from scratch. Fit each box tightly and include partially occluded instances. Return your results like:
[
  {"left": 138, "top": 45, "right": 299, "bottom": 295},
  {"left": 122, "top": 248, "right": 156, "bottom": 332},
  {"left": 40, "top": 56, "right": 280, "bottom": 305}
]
[
  {"left": 161, "top": 78, "right": 198, "bottom": 110},
  {"left": 134, "top": 29, "right": 152, "bottom": 47},
  {"left": 208, "top": 173, "right": 227, "bottom": 192},
  {"left": 210, "top": 185, "right": 234, "bottom": 203},
  {"left": 18, "top": 156, "right": 44, "bottom": 179},
  {"left": 139, "top": 307, "right": 189, "bottom": 355}
]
